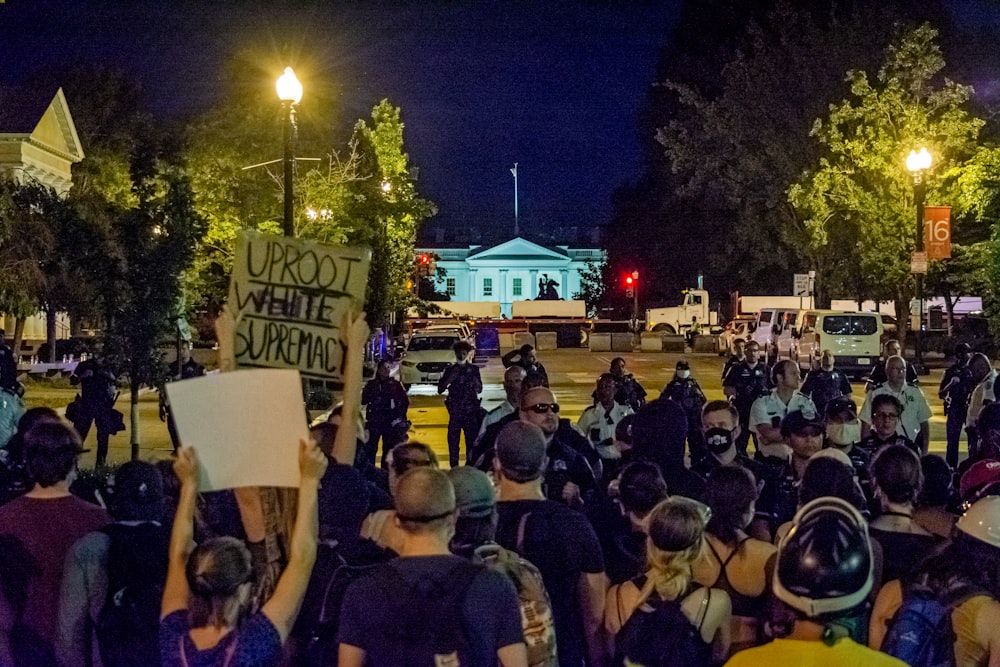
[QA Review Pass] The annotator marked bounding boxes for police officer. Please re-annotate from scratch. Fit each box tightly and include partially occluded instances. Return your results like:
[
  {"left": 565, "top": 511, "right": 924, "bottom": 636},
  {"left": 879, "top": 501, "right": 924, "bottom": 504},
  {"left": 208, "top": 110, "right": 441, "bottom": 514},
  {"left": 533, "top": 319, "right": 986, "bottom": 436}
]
[
  {"left": 362, "top": 359, "right": 410, "bottom": 467},
  {"left": 663, "top": 360, "right": 707, "bottom": 462},
  {"left": 939, "top": 342, "right": 974, "bottom": 467},
  {"left": 723, "top": 340, "right": 770, "bottom": 455},
  {"left": 801, "top": 349, "right": 852, "bottom": 417},
  {"left": 438, "top": 340, "right": 483, "bottom": 467}
]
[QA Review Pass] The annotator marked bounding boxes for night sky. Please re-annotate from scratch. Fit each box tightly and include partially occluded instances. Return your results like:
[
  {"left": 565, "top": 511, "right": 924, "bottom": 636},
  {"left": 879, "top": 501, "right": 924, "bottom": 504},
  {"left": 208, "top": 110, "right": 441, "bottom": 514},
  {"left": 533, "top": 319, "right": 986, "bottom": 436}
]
[{"left": 0, "top": 0, "right": 681, "bottom": 245}]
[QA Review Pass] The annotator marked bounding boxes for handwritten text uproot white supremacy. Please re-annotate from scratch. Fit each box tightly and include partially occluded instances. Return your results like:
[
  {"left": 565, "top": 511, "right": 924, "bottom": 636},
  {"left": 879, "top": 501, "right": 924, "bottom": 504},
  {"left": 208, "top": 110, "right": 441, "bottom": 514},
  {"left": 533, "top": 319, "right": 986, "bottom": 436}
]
[{"left": 228, "top": 231, "right": 371, "bottom": 380}]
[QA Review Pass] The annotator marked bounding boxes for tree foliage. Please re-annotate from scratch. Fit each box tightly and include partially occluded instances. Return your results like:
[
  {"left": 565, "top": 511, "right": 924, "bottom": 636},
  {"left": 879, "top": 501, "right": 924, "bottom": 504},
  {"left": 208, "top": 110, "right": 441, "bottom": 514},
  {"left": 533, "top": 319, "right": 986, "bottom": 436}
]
[{"left": 788, "top": 24, "right": 984, "bottom": 336}]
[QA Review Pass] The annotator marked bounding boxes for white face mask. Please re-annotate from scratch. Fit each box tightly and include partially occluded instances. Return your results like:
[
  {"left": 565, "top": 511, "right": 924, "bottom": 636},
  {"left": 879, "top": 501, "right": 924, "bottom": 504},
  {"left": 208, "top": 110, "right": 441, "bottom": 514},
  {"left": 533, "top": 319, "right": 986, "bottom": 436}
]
[
  {"left": 826, "top": 420, "right": 861, "bottom": 446},
  {"left": 677, "top": 370, "right": 690, "bottom": 379}
]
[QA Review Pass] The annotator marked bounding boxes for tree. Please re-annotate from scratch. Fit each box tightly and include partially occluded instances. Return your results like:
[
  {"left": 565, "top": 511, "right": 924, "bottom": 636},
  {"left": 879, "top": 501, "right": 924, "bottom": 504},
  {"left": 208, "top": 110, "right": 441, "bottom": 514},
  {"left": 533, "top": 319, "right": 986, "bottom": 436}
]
[
  {"left": 101, "top": 137, "right": 204, "bottom": 459},
  {"left": 925, "top": 242, "right": 991, "bottom": 334},
  {"left": 573, "top": 257, "right": 608, "bottom": 318},
  {"left": 788, "top": 25, "right": 984, "bottom": 343}
]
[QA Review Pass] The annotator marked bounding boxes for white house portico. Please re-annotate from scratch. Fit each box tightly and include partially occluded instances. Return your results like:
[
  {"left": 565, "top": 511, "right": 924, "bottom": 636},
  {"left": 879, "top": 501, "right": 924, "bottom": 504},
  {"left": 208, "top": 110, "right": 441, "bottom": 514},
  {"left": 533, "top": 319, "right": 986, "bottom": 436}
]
[{"left": 418, "top": 237, "right": 604, "bottom": 317}]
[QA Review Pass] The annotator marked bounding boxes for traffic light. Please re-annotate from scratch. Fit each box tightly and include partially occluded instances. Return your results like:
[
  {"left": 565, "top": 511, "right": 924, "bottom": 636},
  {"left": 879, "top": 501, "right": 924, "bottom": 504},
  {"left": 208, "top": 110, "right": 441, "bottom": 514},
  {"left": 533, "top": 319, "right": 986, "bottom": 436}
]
[{"left": 625, "top": 275, "right": 634, "bottom": 286}]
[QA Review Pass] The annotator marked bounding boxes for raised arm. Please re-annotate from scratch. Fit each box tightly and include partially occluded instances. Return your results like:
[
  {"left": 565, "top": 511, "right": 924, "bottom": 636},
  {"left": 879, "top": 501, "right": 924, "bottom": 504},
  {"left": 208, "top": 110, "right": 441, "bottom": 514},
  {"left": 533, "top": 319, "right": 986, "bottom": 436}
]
[
  {"left": 579, "top": 570, "right": 609, "bottom": 667},
  {"left": 161, "top": 447, "right": 199, "bottom": 620},
  {"left": 331, "top": 311, "right": 369, "bottom": 466},
  {"left": 261, "top": 440, "right": 327, "bottom": 642}
]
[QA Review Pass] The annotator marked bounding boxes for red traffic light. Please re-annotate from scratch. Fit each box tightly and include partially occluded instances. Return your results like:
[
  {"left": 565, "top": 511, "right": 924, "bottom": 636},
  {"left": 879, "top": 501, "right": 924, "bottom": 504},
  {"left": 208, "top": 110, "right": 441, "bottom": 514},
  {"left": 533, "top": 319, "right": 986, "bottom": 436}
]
[
  {"left": 625, "top": 276, "right": 634, "bottom": 286},
  {"left": 420, "top": 254, "right": 430, "bottom": 264}
]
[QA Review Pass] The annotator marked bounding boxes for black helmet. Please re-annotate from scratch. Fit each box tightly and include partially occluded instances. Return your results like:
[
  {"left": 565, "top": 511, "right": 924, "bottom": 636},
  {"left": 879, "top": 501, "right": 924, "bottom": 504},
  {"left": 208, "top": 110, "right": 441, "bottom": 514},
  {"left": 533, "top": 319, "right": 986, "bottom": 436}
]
[{"left": 773, "top": 497, "right": 872, "bottom": 618}]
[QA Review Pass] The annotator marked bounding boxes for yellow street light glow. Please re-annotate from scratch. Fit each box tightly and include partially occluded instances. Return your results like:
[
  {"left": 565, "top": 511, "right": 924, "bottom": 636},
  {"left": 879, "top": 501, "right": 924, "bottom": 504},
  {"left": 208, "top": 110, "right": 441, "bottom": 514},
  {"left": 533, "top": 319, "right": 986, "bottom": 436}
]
[
  {"left": 381, "top": 181, "right": 392, "bottom": 193},
  {"left": 906, "top": 147, "right": 932, "bottom": 172},
  {"left": 276, "top": 67, "right": 303, "bottom": 104}
]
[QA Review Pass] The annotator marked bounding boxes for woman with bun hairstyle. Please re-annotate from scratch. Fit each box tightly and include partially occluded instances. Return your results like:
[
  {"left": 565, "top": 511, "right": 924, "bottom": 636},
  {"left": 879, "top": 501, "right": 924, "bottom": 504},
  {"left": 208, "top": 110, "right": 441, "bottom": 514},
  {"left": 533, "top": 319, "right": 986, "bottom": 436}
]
[
  {"left": 604, "top": 496, "right": 731, "bottom": 665},
  {"left": 159, "top": 443, "right": 327, "bottom": 666}
]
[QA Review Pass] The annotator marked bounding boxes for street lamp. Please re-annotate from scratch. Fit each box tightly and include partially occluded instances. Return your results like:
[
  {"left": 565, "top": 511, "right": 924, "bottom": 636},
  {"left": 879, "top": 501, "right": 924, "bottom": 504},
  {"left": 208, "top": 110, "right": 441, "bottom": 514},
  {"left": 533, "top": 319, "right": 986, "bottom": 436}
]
[
  {"left": 906, "top": 147, "right": 932, "bottom": 374},
  {"left": 276, "top": 67, "right": 302, "bottom": 237}
]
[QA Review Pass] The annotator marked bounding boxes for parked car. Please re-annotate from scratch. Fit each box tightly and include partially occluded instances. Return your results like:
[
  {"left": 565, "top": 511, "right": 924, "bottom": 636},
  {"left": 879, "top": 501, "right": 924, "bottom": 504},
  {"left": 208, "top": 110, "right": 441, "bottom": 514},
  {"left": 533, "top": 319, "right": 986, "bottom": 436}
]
[
  {"left": 791, "top": 310, "right": 883, "bottom": 378},
  {"left": 398, "top": 331, "right": 463, "bottom": 389},
  {"left": 718, "top": 317, "right": 753, "bottom": 356}
]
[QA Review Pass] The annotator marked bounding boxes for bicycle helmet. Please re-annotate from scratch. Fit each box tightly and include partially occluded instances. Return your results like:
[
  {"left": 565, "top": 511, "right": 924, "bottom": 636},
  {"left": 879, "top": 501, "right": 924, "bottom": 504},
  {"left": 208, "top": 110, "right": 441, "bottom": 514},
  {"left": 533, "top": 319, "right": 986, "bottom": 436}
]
[
  {"left": 956, "top": 495, "right": 1000, "bottom": 548},
  {"left": 773, "top": 496, "right": 873, "bottom": 618}
]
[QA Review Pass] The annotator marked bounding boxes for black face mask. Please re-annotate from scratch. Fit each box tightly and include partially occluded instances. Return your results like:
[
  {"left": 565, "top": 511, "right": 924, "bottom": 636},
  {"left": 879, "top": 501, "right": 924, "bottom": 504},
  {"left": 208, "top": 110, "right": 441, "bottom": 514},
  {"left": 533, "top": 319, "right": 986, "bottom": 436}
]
[{"left": 704, "top": 427, "right": 735, "bottom": 454}]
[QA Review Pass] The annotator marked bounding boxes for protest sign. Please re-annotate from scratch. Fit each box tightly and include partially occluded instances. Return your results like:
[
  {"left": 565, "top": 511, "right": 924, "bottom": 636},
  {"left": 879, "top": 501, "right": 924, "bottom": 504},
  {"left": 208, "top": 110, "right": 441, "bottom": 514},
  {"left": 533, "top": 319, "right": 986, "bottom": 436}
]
[
  {"left": 165, "top": 368, "right": 308, "bottom": 491},
  {"left": 228, "top": 231, "right": 371, "bottom": 380}
]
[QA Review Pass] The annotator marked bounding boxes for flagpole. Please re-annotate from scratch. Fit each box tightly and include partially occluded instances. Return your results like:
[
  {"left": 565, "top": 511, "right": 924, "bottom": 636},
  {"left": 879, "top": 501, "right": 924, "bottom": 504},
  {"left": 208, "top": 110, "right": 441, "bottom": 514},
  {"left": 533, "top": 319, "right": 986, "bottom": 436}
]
[{"left": 510, "top": 163, "right": 519, "bottom": 237}]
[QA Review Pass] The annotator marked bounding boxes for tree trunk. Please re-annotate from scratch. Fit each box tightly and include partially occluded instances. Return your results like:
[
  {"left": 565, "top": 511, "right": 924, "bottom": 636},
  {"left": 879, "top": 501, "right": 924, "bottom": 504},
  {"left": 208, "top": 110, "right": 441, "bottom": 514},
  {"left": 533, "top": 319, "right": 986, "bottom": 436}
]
[
  {"left": 130, "top": 377, "right": 141, "bottom": 460},
  {"left": 11, "top": 317, "right": 25, "bottom": 361},
  {"left": 46, "top": 305, "right": 58, "bottom": 363}
]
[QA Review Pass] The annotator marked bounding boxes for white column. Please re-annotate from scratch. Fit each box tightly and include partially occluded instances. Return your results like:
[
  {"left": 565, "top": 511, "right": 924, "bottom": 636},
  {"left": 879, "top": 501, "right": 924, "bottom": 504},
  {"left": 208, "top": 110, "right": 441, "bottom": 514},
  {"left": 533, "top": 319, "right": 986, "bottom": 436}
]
[
  {"left": 530, "top": 269, "right": 539, "bottom": 298},
  {"left": 469, "top": 268, "right": 478, "bottom": 300},
  {"left": 560, "top": 269, "right": 569, "bottom": 299}
]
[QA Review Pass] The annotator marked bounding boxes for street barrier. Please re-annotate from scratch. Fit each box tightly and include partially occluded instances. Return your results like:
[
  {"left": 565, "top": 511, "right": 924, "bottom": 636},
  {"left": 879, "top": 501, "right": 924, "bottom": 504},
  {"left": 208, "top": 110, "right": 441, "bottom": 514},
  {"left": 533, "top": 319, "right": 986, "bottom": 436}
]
[
  {"left": 535, "top": 331, "right": 557, "bottom": 351},
  {"left": 640, "top": 332, "right": 665, "bottom": 352},
  {"left": 611, "top": 333, "right": 634, "bottom": 352},
  {"left": 512, "top": 332, "right": 535, "bottom": 350},
  {"left": 662, "top": 335, "right": 686, "bottom": 353},
  {"left": 589, "top": 332, "right": 612, "bottom": 352}
]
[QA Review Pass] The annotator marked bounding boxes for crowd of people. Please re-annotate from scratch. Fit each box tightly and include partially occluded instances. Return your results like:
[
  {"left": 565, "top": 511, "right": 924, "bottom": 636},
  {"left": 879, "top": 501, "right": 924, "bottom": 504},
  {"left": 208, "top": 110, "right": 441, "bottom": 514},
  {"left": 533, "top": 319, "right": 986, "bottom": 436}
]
[{"left": 0, "top": 321, "right": 998, "bottom": 666}]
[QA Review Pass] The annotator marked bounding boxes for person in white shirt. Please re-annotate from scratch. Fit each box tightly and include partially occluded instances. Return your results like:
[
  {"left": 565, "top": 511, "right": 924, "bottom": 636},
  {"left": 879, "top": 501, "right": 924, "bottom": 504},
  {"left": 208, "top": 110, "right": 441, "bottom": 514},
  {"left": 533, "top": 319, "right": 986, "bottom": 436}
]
[
  {"left": 749, "top": 360, "right": 817, "bottom": 459},
  {"left": 577, "top": 373, "right": 633, "bottom": 461},
  {"left": 860, "top": 355, "right": 932, "bottom": 454}
]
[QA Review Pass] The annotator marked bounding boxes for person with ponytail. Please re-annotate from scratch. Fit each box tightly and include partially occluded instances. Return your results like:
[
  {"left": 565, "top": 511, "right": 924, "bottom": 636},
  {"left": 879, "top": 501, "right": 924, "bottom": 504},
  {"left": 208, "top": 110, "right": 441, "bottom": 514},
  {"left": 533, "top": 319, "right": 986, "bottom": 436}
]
[
  {"left": 159, "top": 442, "right": 327, "bottom": 667},
  {"left": 604, "top": 496, "right": 732, "bottom": 665}
]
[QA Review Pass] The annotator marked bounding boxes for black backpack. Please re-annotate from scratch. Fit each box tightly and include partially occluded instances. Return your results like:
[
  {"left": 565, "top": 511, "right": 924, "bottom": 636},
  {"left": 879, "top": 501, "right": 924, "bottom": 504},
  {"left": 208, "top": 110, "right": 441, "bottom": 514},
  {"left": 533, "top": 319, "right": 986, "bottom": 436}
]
[
  {"left": 298, "top": 540, "right": 395, "bottom": 667},
  {"left": 367, "top": 559, "right": 482, "bottom": 666},
  {"left": 94, "top": 523, "right": 169, "bottom": 667},
  {"left": 613, "top": 582, "right": 712, "bottom": 667}
]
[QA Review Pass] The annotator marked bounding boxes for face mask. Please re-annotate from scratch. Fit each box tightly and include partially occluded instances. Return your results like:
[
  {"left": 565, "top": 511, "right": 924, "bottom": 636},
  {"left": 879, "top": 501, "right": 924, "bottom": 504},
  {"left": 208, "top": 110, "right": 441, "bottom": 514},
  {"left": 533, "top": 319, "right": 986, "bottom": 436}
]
[
  {"left": 826, "top": 421, "right": 861, "bottom": 446},
  {"left": 704, "top": 427, "right": 735, "bottom": 454},
  {"left": 677, "top": 370, "right": 690, "bottom": 379}
]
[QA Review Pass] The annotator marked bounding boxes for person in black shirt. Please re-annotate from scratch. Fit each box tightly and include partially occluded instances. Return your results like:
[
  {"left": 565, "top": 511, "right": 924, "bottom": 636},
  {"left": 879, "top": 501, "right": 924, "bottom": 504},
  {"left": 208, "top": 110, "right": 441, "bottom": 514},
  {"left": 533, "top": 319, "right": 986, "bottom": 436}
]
[
  {"left": 609, "top": 357, "right": 646, "bottom": 411},
  {"left": 69, "top": 353, "right": 117, "bottom": 466},
  {"left": 501, "top": 344, "right": 549, "bottom": 386},
  {"left": 858, "top": 394, "right": 915, "bottom": 454},
  {"left": 0, "top": 330, "right": 20, "bottom": 396},
  {"left": 361, "top": 360, "right": 409, "bottom": 467},
  {"left": 438, "top": 340, "right": 483, "bottom": 467},
  {"left": 723, "top": 340, "right": 770, "bottom": 455},
  {"left": 939, "top": 342, "right": 974, "bottom": 467},
  {"left": 800, "top": 349, "right": 852, "bottom": 417}
]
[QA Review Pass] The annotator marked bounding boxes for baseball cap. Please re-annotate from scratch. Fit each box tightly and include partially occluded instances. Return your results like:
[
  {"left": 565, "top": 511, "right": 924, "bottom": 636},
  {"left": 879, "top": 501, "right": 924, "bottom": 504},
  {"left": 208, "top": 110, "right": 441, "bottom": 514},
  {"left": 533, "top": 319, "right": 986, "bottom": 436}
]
[
  {"left": 448, "top": 467, "right": 495, "bottom": 519},
  {"left": 824, "top": 397, "right": 858, "bottom": 421},
  {"left": 496, "top": 422, "right": 547, "bottom": 481},
  {"left": 676, "top": 360, "right": 690, "bottom": 370},
  {"left": 959, "top": 459, "right": 1000, "bottom": 505},
  {"left": 781, "top": 410, "right": 825, "bottom": 437}
]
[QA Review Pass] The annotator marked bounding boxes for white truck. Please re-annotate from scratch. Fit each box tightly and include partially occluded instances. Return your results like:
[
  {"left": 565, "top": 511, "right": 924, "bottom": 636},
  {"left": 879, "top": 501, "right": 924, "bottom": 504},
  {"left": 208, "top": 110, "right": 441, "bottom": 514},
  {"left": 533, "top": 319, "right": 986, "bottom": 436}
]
[
  {"left": 735, "top": 295, "right": 815, "bottom": 317},
  {"left": 646, "top": 290, "right": 719, "bottom": 334}
]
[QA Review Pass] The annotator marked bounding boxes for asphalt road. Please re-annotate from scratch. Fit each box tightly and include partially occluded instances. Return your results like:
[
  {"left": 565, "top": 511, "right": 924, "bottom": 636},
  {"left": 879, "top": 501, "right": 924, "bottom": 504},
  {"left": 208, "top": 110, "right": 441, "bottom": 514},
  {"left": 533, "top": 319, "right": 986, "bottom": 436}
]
[{"left": 53, "top": 348, "right": 953, "bottom": 469}]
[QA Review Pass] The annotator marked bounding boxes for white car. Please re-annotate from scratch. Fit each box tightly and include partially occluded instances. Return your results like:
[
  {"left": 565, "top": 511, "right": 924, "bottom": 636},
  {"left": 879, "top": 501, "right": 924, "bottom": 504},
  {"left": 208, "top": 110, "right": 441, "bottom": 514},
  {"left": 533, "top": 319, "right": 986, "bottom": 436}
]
[
  {"left": 421, "top": 322, "right": 474, "bottom": 343},
  {"left": 398, "top": 332, "right": 462, "bottom": 388},
  {"left": 718, "top": 318, "right": 753, "bottom": 356}
]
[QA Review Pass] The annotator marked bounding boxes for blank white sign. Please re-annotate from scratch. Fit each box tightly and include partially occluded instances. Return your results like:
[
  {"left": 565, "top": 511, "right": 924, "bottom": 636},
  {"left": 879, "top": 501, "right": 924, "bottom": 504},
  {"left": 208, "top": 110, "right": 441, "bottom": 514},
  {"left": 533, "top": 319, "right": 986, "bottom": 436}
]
[{"left": 166, "top": 369, "right": 307, "bottom": 491}]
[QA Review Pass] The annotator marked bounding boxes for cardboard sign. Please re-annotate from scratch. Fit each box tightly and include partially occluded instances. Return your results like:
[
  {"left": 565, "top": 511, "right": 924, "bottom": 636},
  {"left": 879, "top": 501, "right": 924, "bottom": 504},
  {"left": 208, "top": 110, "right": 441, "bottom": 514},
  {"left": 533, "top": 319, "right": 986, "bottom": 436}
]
[
  {"left": 228, "top": 231, "right": 370, "bottom": 380},
  {"left": 165, "top": 369, "right": 309, "bottom": 491}
]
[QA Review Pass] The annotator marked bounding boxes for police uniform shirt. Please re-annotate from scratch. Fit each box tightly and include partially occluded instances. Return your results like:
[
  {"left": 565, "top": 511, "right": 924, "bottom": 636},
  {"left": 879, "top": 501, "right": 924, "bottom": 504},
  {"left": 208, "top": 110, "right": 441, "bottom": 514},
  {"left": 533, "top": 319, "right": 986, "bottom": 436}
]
[
  {"left": 749, "top": 390, "right": 818, "bottom": 438},
  {"left": 478, "top": 399, "right": 516, "bottom": 436},
  {"left": 576, "top": 401, "right": 633, "bottom": 459},
  {"left": 860, "top": 383, "right": 932, "bottom": 442}
]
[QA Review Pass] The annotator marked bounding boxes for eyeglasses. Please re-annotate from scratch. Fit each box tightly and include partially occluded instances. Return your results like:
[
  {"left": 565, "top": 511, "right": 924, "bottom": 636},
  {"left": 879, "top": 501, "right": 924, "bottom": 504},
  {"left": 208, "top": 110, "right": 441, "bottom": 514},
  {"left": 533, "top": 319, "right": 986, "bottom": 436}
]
[
  {"left": 873, "top": 412, "right": 900, "bottom": 421},
  {"left": 525, "top": 403, "right": 560, "bottom": 414}
]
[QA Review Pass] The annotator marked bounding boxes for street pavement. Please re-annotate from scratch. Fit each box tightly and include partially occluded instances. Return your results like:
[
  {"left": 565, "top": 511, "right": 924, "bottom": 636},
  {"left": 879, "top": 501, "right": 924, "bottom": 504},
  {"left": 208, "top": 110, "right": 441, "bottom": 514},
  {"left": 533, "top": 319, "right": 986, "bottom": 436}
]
[{"left": 51, "top": 349, "right": 954, "bottom": 469}]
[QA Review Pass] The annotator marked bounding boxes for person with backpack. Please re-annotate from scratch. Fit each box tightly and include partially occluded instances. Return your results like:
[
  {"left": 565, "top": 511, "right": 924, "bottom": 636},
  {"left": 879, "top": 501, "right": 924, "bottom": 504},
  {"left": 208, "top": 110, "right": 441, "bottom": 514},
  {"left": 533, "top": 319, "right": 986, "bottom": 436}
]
[
  {"left": 870, "top": 495, "right": 1000, "bottom": 667},
  {"left": 724, "top": 497, "right": 905, "bottom": 666},
  {"left": 604, "top": 496, "right": 731, "bottom": 666},
  {"left": 338, "top": 466, "right": 527, "bottom": 667},
  {"left": 438, "top": 340, "right": 484, "bottom": 467},
  {"left": 448, "top": 466, "right": 559, "bottom": 667},
  {"left": 493, "top": 421, "right": 608, "bottom": 667},
  {"left": 56, "top": 460, "right": 169, "bottom": 667},
  {"left": 159, "top": 442, "right": 326, "bottom": 667}
]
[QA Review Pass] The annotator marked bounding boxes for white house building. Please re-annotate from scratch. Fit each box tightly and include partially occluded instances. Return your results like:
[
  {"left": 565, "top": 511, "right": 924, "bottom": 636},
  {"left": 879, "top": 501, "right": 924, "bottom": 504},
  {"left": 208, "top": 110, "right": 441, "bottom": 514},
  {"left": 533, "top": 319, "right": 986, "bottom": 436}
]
[{"left": 417, "top": 236, "right": 604, "bottom": 317}]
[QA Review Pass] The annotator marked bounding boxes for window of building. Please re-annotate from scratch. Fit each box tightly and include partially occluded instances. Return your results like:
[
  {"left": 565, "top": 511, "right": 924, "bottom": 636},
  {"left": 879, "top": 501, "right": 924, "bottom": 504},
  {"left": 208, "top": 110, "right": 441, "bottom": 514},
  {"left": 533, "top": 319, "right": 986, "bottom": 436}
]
[
  {"left": 483, "top": 278, "right": 493, "bottom": 296},
  {"left": 446, "top": 278, "right": 456, "bottom": 296},
  {"left": 512, "top": 277, "right": 522, "bottom": 296}
]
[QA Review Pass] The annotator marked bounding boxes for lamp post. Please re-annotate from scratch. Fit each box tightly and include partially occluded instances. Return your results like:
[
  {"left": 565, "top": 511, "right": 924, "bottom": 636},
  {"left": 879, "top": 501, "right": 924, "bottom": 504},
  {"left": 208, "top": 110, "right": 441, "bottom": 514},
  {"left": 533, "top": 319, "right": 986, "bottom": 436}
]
[
  {"left": 276, "top": 67, "right": 303, "bottom": 237},
  {"left": 906, "top": 147, "right": 932, "bottom": 375}
]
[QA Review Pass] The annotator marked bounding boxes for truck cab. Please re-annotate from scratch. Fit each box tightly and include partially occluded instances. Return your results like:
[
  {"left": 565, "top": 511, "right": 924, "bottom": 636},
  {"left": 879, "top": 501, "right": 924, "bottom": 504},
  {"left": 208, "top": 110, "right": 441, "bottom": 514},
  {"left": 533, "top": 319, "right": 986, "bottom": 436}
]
[{"left": 646, "top": 289, "right": 718, "bottom": 334}]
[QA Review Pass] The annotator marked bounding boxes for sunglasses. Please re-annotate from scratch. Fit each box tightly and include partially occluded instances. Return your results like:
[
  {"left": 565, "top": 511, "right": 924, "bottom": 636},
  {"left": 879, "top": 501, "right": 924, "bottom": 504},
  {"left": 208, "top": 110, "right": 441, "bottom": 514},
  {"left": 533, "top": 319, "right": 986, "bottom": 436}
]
[{"left": 525, "top": 403, "right": 560, "bottom": 414}]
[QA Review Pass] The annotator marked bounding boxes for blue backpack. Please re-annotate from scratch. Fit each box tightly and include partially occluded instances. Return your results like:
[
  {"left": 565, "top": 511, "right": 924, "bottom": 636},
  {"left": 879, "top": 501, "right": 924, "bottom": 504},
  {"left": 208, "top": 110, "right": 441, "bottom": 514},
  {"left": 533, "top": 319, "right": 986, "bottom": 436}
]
[{"left": 881, "top": 582, "right": 982, "bottom": 667}]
